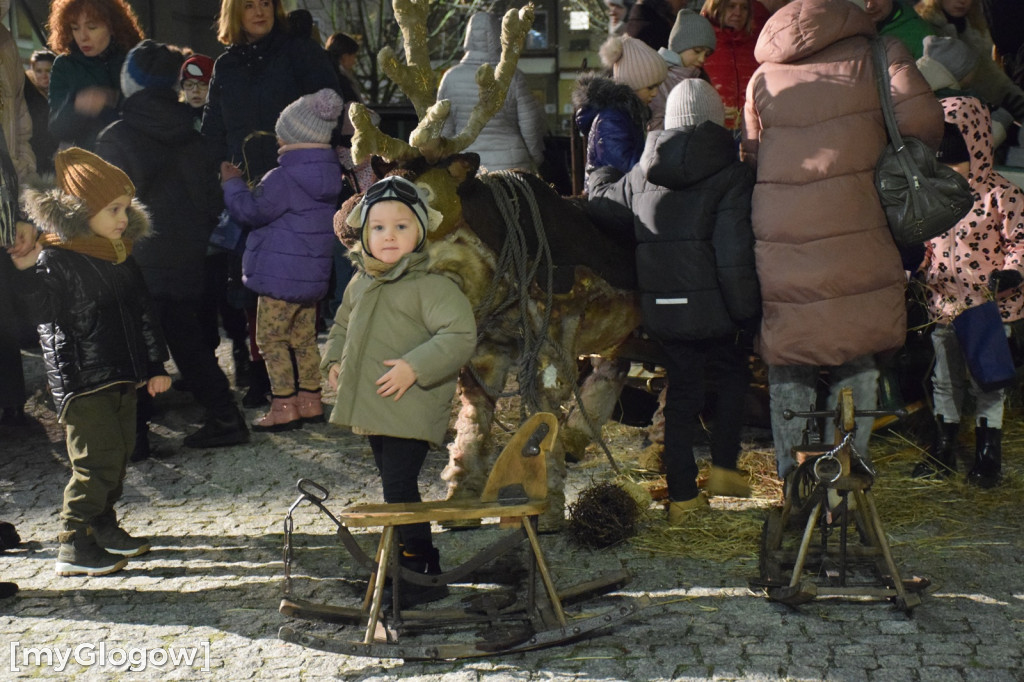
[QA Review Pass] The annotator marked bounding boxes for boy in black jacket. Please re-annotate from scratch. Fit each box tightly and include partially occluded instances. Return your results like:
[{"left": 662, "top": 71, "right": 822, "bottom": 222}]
[
  {"left": 11, "top": 147, "right": 169, "bottom": 576},
  {"left": 588, "top": 79, "right": 760, "bottom": 525}
]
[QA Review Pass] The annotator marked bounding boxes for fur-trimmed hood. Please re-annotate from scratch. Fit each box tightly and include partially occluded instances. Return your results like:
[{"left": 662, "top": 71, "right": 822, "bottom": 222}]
[
  {"left": 22, "top": 188, "right": 151, "bottom": 242},
  {"left": 572, "top": 73, "right": 649, "bottom": 133}
]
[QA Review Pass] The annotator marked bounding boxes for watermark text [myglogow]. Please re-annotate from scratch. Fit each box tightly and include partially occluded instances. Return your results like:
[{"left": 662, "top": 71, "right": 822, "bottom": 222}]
[{"left": 10, "top": 640, "right": 211, "bottom": 673}]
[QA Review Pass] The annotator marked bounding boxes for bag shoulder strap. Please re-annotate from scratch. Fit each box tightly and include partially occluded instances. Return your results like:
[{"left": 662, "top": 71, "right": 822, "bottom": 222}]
[{"left": 870, "top": 37, "right": 904, "bottom": 151}]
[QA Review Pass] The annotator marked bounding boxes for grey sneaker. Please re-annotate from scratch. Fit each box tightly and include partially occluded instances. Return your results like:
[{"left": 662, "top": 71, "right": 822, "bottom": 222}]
[
  {"left": 91, "top": 522, "right": 151, "bottom": 557},
  {"left": 55, "top": 528, "right": 127, "bottom": 576}
]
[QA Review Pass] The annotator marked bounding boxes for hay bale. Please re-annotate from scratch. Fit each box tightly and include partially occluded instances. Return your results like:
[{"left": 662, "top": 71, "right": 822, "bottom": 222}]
[{"left": 567, "top": 481, "right": 643, "bottom": 548}]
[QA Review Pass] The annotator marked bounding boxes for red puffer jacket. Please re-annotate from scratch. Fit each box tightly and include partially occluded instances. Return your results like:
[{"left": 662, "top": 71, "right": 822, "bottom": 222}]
[{"left": 701, "top": 21, "right": 759, "bottom": 130}]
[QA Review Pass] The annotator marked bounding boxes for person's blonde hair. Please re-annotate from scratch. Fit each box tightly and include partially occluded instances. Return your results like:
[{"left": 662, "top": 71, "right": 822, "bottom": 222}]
[
  {"left": 700, "top": 0, "right": 753, "bottom": 34},
  {"left": 915, "top": 0, "right": 988, "bottom": 32},
  {"left": 215, "top": 0, "right": 289, "bottom": 46}
]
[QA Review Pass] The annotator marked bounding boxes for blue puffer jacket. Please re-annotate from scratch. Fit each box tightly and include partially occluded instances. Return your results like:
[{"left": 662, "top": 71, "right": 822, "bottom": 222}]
[
  {"left": 201, "top": 25, "right": 339, "bottom": 181},
  {"left": 223, "top": 146, "right": 342, "bottom": 303},
  {"left": 572, "top": 73, "right": 650, "bottom": 191}
]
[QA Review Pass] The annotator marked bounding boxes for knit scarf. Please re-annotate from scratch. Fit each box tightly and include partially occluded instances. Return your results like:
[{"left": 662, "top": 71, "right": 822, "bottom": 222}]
[{"left": 39, "top": 232, "right": 132, "bottom": 263}]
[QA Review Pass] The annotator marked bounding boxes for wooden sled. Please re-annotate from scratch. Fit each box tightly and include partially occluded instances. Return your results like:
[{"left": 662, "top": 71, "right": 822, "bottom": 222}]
[
  {"left": 752, "top": 389, "right": 927, "bottom": 613},
  {"left": 278, "top": 413, "right": 644, "bottom": 659}
]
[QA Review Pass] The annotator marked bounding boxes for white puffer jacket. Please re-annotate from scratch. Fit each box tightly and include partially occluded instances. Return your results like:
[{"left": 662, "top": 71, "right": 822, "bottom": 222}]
[{"left": 438, "top": 12, "right": 546, "bottom": 173}]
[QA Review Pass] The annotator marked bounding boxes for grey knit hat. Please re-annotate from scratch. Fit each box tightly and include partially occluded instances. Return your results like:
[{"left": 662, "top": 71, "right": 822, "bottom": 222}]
[
  {"left": 923, "top": 36, "right": 979, "bottom": 82},
  {"left": 600, "top": 35, "right": 667, "bottom": 91},
  {"left": 666, "top": 79, "right": 725, "bottom": 129},
  {"left": 275, "top": 88, "right": 344, "bottom": 145},
  {"left": 668, "top": 10, "right": 716, "bottom": 55}
]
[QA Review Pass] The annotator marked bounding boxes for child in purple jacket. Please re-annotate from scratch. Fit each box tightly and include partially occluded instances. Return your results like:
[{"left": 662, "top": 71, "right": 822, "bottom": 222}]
[{"left": 221, "top": 88, "right": 344, "bottom": 432}]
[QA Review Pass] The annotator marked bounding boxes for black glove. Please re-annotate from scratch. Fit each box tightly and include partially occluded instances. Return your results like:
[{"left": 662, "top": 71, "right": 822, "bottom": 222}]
[{"left": 990, "top": 269, "right": 1023, "bottom": 292}]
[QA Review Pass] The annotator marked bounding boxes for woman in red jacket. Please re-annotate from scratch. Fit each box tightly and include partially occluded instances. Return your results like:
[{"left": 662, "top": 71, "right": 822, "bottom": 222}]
[{"left": 700, "top": 0, "right": 760, "bottom": 130}]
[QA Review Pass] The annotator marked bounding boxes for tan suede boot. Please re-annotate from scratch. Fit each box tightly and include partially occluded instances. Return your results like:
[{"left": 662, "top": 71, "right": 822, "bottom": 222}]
[
  {"left": 252, "top": 396, "right": 302, "bottom": 432},
  {"left": 667, "top": 492, "right": 709, "bottom": 525},
  {"left": 705, "top": 466, "right": 752, "bottom": 498}
]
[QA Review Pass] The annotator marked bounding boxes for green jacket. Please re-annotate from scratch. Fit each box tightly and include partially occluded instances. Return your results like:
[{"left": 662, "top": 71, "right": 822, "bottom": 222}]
[
  {"left": 322, "top": 251, "right": 477, "bottom": 445},
  {"left": 878, "top": 0, "right": 934, "bottom": 60},
  {"left": 48, "top": 45, "right": 126, "bottom": 151}
]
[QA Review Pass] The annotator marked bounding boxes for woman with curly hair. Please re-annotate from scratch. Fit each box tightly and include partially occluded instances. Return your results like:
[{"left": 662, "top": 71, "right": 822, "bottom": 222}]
[{"left": 46, "top": 0, "right": 144, "bottom": 151}]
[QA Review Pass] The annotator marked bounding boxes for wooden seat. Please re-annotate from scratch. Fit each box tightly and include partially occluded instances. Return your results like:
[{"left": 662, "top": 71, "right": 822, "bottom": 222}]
[{"left": 338, "top": 412, "right": 561, "bottom": 645}]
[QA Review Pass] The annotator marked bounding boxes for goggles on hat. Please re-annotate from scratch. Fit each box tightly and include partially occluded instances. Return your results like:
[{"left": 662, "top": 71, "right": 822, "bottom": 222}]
[{"left": 363, "top": 176, "right": 421, "bottom": 208}]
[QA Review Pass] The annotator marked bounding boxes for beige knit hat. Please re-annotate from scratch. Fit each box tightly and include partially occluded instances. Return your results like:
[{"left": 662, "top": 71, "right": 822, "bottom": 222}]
[
  {"left": 55, "top": 147, "right": 135, "bottom": 216},
  {"left": 599, "top": 35, "right": 667, "bottom": 91}
]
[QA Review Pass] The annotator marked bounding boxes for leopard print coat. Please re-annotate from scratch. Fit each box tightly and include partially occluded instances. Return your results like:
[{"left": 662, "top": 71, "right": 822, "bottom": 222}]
[{"left": 920, "top": 96, "right": 1024, "bottom": 324}]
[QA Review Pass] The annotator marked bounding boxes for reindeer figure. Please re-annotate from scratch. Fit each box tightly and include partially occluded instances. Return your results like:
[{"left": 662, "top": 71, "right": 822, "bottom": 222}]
[{"left": 339, "top": 0, "right": 641, "bottom": 530}]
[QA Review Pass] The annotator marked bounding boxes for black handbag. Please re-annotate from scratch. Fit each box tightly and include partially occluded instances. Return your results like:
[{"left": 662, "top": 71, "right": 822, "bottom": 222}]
[{"left": 870, "top": 38, "right": 973, "bottom": 247}]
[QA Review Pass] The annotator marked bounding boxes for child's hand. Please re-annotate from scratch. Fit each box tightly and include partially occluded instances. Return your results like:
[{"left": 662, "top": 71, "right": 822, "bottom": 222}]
[
  {"left": 7, "top": 222, "right": 37, "bottom": 258},
  {"left": 328, "top": 363, "right": 340, "bottom": 390},
  {"left": 9, "top": 242, "right": 41, "bottom": 270},
  {"left": 220, "top": 161, "right": 243, "bottom": 183},
  {"left": 148, "top": 375, "right": 172, "bottom": 396},
  {"left": 376, "top": 359, "right": 416, "bottom": 401}
]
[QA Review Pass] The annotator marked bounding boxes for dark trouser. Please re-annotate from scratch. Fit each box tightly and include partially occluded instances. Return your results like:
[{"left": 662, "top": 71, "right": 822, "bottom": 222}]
[
  {"left": 0, "top": 256, "right": 25, "bottom": 410},
  {"left": 62, "top": 385, "right": 135, "bottom": 526},
  {"left": 327, "top": 240, "right": 354, "bottom": 321},
  {"left": 197, "top": 252, "right": 249, "bottom": 355},
  {"left": 661, "top": 336, "right": 750, "bottom": 502},
  {"left": 368, "top": 435, "right": 432, "bottom": 553},
  {"left": 147, "top": 296, "right": 236, "bottom": 419}
]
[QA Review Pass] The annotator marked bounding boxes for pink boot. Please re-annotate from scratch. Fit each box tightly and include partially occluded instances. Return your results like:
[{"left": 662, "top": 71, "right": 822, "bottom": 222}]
[
  {"left": 295, "top": 390, "right": 325, "bottom": 425},
  {"left": 252, "top": 396, "right": 302, "bottom": 432}
]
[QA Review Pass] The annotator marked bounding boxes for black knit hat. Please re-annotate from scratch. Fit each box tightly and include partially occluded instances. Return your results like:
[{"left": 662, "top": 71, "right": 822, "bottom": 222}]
[{"left": 936, "top": 121, "right": 969, "bottom": 165}]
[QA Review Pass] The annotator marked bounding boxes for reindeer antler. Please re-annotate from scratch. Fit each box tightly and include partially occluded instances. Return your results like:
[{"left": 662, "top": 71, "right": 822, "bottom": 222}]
[
  {"left": 411, "top": 4, "right": 535, "bottom": 162},
  {"left": 351, "top": 2, "right": 534, "bottom": 165},
  {"left": 379, "top": 0, "right": 438, "bottom": 118}
]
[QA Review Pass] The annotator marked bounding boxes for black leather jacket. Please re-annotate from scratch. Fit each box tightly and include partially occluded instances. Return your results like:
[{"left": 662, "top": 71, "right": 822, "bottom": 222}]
[{"left": 17, "top": 189, "right": 167, "bottom": 420}]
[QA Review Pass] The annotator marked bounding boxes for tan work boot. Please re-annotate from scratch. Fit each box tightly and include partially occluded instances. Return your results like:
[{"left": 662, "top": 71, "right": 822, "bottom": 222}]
[
  {"left": 667, "top": 492, "right": 709, "bottom": 525},
  {"left": 705, "top": 465, "right": 752, "bottom": 498},
  {"left": 252, "top": 396, "right": 302, "bottom": 432},
  {"left": 295, "top": 390, "right": 325, "bottom": 425}
]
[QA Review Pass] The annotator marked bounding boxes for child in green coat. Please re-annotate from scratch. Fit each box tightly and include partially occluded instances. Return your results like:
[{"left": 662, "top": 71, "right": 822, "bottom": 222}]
[{"left": 321, "top": 176, "right": 476, "bottom": 605}]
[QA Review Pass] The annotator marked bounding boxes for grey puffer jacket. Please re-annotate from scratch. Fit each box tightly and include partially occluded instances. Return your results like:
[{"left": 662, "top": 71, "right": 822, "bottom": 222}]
[
  {"left": 16, "top": 189, "right": 167, "bottom": 420},
  {"left": 438, "top": 13, "right": 546, "bottom": 173},
  {"left": 587, "top": 122, "right": 760, "bottom": 341}
]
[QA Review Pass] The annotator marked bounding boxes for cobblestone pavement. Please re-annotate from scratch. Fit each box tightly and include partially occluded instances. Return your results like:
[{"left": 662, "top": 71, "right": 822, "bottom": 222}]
[{"left": 1, "top": 344, "right": 1023, "bottom": 681}]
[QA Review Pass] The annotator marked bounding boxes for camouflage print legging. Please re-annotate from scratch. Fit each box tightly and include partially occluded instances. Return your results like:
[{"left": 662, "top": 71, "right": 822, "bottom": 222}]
[{"left": 255, "top": 296, "right": 322, "bottom": 397}]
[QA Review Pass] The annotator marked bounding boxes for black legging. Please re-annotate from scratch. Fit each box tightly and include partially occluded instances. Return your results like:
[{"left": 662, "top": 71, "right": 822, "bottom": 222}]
[{"left": 368, "top": 435, "right": 433, "bottom": 554}]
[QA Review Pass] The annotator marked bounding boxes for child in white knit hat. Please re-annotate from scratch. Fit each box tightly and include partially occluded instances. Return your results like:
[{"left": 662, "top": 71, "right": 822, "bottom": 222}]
[
  {"left": 221, "top": 88, "right": 344, "bottom": 432},
  {"left": 572, "top": 34, "right": 667, "bottom": 191}
]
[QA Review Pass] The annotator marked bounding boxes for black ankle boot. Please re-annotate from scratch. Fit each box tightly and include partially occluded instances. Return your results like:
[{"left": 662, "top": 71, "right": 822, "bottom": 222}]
[
  {"left": 233, "top": 344, "right": 251, "bottom": 388},
  {"left": 386, "top": 547, "right": 449, "bottom": 609},
  {"left": 130, "top": 427, "right": 152, "bottom": 463},
  {"left": 912, "top": 415, "right": 959, "bottom": 478},
  {"left": 183, "top": 405, "right": 250, "bottom": 449},
  {"left": 242, "top": 361, "right": 270, "bottom": 408},
  {"left": 968, "top": 418, "right": 1002, "bottom": 488}
]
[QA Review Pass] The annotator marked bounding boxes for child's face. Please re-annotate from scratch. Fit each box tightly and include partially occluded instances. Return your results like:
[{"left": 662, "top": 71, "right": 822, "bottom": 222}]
[
  {"left": 31, "top": 61, "right": 52, "bottom": 91},
  {"left": 88, "top": 194, "right": 132, "bottom": 241},
  {"left": 634, "top": 83, "right": 659, "bottom": 105},
  {"left": 365, "top": 200, "right": 421, "bottom": 264},
  {"left": 182, "top": 78, "right": 209, "bottom": 108},
  {"left": 680, "top": 47, "right": 711, "bottom": 68}
]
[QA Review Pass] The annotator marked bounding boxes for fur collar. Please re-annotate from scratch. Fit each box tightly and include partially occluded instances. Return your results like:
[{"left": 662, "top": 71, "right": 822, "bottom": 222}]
[
  {"left": 22, "top": 188, "right": 151, "bottom": 243},
  {"left": 571, "top": 73, "right": 649, "bottom": 124}
]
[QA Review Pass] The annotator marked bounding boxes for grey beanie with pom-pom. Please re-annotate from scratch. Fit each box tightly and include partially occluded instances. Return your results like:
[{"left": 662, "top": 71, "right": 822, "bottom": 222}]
[{"left": 275, "top": 88, "right": 344, "bottom": 145}]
